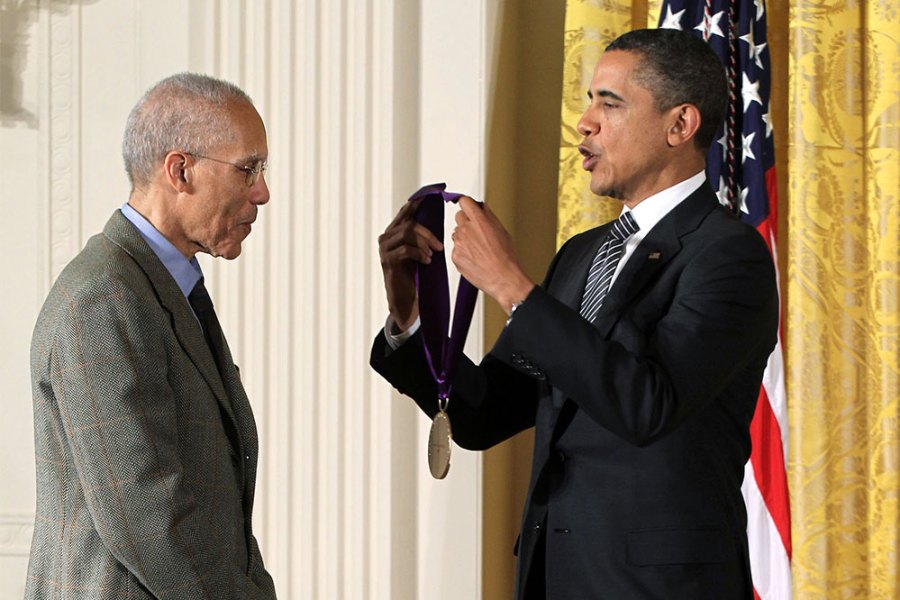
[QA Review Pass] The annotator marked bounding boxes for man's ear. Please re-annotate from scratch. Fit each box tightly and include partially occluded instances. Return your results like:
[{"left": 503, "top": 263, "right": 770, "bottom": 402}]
[
  {"left": 666, "top": 104, "right": 702, "bottom": 148},
  {"left": 164, "top": 151, "right": 192, "bottom": 191}
]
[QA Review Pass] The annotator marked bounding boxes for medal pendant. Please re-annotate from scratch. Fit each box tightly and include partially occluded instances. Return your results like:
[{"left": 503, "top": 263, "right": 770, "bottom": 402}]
[{"left": 428, "top": 409, "right": 453, "bottom": 479}]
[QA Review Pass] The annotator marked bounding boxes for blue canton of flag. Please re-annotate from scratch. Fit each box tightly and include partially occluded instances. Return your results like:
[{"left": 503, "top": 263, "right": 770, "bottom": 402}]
[{"left": 659, "top": 0, "right": 775, "bottom": 228}]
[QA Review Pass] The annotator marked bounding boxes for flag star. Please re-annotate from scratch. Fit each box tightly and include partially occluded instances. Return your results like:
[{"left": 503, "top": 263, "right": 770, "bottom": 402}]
[
  {"left": 694, "top": 11, "right": 725, "bottom": 40},
  {"left": 741, "top": 73, "right": 763, "bottom": 112},
  {"left": 739, "top": 185, "right": 751, "bottom": 214},
  {"left": 754, "top": 0, "right": 765, "bottom": 21},
  {"left": 742, "top": 132, "right": 757, "bottom": 163},
  {"left": 660, "top": 6, "right": 686, "bottom": 30},
  {"left": 740, "top": 28, "right": 767, "bottom": 70},
  {"left": 718, "top": 131, "right": 728, "bottom": 160},
  {"left": 716, "top": 176, "right": 731, "bottom": 207},
  {"left": 762, "top": 111, "right": 773, "bottom": 138}
]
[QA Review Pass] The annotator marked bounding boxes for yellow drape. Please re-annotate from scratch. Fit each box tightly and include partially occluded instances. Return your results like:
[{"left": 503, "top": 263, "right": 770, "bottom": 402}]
[
  {"left": 557, "top": 1, "right": 900, "bottom": 597},
  {"left": 559, "top": 0, "right": 643, "bottom": 245},
  {"left": 787, "top": 2, "right": 900, "bottom": 597}
]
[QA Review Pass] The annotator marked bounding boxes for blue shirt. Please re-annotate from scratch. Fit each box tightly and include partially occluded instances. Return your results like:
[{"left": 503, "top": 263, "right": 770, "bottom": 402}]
[{"left": 120, "top": 203, "right": 203, "bottom": 299}]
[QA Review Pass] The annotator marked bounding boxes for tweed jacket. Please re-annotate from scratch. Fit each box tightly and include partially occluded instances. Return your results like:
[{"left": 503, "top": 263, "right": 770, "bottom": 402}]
[{"left": 26, "top": 210, "right": 276, "bottom": 600}]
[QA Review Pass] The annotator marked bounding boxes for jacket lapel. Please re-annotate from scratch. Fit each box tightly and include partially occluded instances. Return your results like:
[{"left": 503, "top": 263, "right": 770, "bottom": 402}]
[
  {"left": 546, "top": 224, "right": 612, "bottom": 411},
  {"left": 102, "top": 211, "right": 241, "bottom": 436},
  {"left": 555, "top": 222, "right": 614, "bottom": 312},
  {"left": 592, "top": 184, "right": 719, "bottom": 338},
  {"left": 547, "top": 184, "right": 719, "bottom": 417}
]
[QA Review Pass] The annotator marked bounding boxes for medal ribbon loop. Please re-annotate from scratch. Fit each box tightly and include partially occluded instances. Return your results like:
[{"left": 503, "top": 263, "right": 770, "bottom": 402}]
[{"left": 409, "top": 183, "right": 480, "bottom": 405}]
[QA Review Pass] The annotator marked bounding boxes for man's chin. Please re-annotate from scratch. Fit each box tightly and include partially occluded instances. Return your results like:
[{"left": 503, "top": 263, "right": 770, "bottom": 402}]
[
  {"left": 207, "top": 244, "right": 243, "bottom": 260},
  {"left": 590, "top": 182, "right": 622, "bottom": 200}
]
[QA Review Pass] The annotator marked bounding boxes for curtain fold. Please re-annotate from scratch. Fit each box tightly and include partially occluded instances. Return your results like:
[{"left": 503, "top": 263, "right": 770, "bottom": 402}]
[{"left": 786, "top": 2, "right": 900, "bottom": 597}]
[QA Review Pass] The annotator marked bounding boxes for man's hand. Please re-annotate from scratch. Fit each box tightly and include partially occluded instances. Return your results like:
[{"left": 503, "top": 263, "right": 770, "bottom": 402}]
[
  {"left": 378, "top": 199, "right": 444, "bottom": 331},
  {"left": 451, "top": 196, "right": 535, "bottom": 314}
]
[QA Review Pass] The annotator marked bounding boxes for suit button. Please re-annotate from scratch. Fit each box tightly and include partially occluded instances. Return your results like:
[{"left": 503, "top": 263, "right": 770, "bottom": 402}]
[
  {"left": 556, "top": 451, "right": 567, "bottom": 463},
  {"left": 533, "top": 521, "right": 542, "bottom": 532}
]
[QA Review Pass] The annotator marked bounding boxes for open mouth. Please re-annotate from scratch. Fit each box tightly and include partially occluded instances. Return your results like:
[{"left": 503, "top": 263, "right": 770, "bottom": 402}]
[{"left": 578, "top": 145, "right": 598, "bottom": 170}]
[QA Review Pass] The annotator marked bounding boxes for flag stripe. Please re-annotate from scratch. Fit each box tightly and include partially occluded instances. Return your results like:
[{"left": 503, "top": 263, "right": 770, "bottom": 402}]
[
  {"left": 750, "top": 385, "right": 792, "bottom": 556},
  {"left": 744, "top": 460, "right": 794, "bottom": 599}
]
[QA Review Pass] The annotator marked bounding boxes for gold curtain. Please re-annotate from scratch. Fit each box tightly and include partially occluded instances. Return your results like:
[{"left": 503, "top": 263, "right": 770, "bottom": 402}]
[
  {"left": 787, "top": 2, "right": 900, "bottom": 598},
  {"left": 558, "top": 0, "right": 644, "bottom": 246},
  {"left": 557, "top": 1, "right": 900, "bottom": 597}
]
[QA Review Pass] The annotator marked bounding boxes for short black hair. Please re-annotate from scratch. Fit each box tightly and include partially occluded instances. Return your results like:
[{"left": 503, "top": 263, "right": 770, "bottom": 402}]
[{"left": 607, "top": 28, "right": 727, "bottom": 152}]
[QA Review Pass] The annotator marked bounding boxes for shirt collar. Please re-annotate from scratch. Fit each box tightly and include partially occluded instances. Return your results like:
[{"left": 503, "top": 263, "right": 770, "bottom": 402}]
[
  {"left": 622, "top": 171, "right": 706, "bottom": 235},
  {"left": 120, "top": 203, "right": 202, "bottom": 298}
]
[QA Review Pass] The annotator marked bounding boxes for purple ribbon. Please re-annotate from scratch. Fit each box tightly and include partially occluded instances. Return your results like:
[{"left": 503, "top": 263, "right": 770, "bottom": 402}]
[{"left": 410, "top": 182, "right": 480, "bottom": 405}]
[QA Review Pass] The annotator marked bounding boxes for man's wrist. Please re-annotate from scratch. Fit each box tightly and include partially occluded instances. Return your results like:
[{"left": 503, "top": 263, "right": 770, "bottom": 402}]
[
  {"left": 384, "top": 315, "right": 421, "bottom": 350},
  {"left": 505, "top": 299, "right": 525, "bottom": 327},
  {"left": 499, "top": 281, "right": 536, "bottom": 315}
]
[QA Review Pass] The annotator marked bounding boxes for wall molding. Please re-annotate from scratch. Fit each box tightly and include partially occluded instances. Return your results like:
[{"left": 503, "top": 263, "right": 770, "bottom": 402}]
[
  {"left": 48, "top": 5, "right": 80, "bottom": 282},
  {"left": 0, "top": 514, "right": 34, "bottom": 558}
]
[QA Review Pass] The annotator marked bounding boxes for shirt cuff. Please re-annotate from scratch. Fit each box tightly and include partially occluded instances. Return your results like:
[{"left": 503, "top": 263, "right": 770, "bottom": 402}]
[{"left": 384, "top": 315, "right": 421, "bottom": 350}]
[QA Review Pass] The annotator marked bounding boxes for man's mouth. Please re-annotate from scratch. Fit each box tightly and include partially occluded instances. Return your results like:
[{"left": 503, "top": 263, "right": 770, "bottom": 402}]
[{"left": 578, "top": 145, "right": 598, "bottom": 171}]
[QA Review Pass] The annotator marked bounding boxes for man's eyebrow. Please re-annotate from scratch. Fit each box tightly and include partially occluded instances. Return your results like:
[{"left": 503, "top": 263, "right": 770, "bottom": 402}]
[
  {"left": 587, "top": 89, "right": 626, "bottom": 103},
  {"left": 240, "top": 152, "right": 266, "bottom": 164}
]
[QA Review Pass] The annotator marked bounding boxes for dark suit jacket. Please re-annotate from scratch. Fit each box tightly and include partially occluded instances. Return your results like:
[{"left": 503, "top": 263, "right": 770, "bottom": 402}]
[
  {"left": 371, "top": 184, "right": 778, "bottom": 599},
  {"left": 27, "top": 210, "right": 276, "bottom": 599}
]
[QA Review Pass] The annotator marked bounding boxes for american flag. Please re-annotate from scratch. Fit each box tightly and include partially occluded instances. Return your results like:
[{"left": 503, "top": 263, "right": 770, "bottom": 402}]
[{"left": 658, "top": 1, "right": 792, "bottom": 599}]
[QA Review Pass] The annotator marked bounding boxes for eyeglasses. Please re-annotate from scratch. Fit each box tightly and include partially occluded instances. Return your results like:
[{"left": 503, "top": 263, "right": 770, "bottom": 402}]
[{"left": 186, "top": 153, "right": 268, "bottom": 187}]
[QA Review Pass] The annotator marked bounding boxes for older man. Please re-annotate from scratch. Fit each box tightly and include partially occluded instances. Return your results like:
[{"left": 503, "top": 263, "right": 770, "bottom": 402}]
[
  {"left": 373, "top": 28, "right": 778, "bottom": 599},
  {"left": 27, "top": 73, "right": 276, "bottom": 599}
]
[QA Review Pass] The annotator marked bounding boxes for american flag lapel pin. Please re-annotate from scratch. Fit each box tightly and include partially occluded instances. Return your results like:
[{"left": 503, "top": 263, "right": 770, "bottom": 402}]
[{"left": 648, "top": 251, "right": 662, "bottom": 260}]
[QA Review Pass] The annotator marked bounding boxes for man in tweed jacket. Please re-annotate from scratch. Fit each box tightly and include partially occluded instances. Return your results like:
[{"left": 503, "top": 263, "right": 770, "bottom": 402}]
[{"left": 26, "top": 73, "right": 276, "bottom": 599}]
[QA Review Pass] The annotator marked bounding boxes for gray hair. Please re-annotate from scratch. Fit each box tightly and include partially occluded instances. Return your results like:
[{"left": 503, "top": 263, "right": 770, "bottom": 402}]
[{"left": 122, "top": 72, "right": 254, "bottom": 189}]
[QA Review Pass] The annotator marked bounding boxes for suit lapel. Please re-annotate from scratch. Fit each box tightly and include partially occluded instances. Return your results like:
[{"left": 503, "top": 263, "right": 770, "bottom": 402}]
[
  {"left": 546, "top": 224, "right": 612, "bottom": 411},
  {"left": 592, "top": 184, "right": 719, "bottom": 338},
  {"left": 547, "top": 184, "right": 719, "bottom": 418},
  {"left": 554, "top": 223, "right": 613, "bottom": 312},
  {"left": 102, "top": 211, "right": 241, "bottom": 439}
]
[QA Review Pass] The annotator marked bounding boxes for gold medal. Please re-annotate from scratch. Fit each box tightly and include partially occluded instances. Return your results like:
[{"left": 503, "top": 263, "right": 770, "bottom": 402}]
[{"left": 428, "top": 408, "right": 452, "bottom": 479}]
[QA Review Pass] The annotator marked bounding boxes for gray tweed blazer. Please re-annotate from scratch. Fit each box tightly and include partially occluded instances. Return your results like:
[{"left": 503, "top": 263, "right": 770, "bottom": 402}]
[{"left": 26, "top": 210, "right": 276, "bottom": 599}]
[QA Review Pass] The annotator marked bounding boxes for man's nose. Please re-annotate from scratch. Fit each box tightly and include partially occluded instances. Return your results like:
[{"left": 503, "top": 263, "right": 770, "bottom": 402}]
[
  {"left": 251, "top": 174, "right": 270, "bottom": 205},
  {"left": 577, "top": 109, "right": 596, "bottom": 137}
]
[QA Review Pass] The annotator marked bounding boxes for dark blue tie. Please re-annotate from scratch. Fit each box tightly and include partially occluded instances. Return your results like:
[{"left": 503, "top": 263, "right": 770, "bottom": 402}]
[{"left": 189, "top": 279, "right": 227, "bottom": 375}]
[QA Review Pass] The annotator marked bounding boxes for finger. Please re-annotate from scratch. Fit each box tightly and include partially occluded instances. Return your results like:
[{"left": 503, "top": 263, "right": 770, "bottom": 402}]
[
  {"left": 411, "top": 223, "right": 443, "bottom": 252},
  {"left": 457, "top": 195, "right": 482, "bottom": 219},
  {"left": 381, "top": 217, "right": 441, "bottom": 252},
  {"left": 381, "top": 242, "right": 433, "bottom": 266},
  {"left": 387, "top": 198, "right": 423, "bottom": 229},
  {"left": 381, "top": 224, "right": 443, "bottom": 264}
]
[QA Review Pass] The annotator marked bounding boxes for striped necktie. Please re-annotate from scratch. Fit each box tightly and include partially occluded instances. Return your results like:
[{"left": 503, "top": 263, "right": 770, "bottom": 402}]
[{"left": 579, "top": 211, "right": 639, "bottom": 322}]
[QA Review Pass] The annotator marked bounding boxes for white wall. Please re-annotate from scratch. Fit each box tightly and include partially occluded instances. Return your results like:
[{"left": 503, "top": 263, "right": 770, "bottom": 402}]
[{"left": 0, "top": 1, "right": 494, "bottom": 598}]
